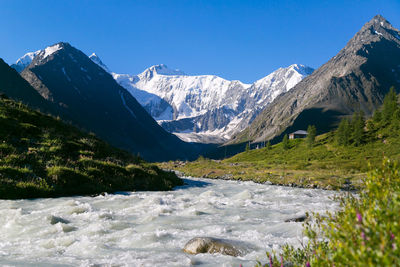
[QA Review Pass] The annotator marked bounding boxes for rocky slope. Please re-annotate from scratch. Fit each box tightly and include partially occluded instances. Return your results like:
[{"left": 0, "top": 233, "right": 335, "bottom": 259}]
[
  {"left": 0, "top": 58, "right": 55, "bottom": 113},
  {"left": 14, "top": 42, "right": 201, "bottom": 161},
  {"left": 230, "top": 15, "right": 400, "bottom": 144}
]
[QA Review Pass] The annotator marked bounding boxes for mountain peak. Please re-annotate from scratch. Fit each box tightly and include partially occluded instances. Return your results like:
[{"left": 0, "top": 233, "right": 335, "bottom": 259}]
[
  {"left": 254, "top": 64, "right": 314, "bottom": 91},
  {"left": 89, "top": 53, "right": 110, "bottom": 72},
  {"left": 31, "top": 42, "right": 73, "bottom": 65},
  {"left": 288, "top": 64, "right": 314, "bottom": 76},
  {"left": 339, "top": 15, "right": 400, "bottom": 57},
  {"left": 358, "top": 14, "right": 399, "bottom": 41},
  {"left": 15, "top": 50, "right": 41, "bottom": 65},
  {"left": 139, "top": 64, "right": 185, "bottom": 80},
  {"left": 363, "top": 14, "right": 393, "bottom": 32},
  {"left": 371, "top": 14, "right": 390, "bottom": 25},
  {"left": 11, "top": 50, "right": 41, "bottom": 72},
  {"left": 41, "top": 43, "right": 63, "bottom": 59},
  {"left": 231, "top": 15, "right": 400, "bottom": 145},
  {"left": 11, "top": 42, "right": 72, "bottom": 72}
]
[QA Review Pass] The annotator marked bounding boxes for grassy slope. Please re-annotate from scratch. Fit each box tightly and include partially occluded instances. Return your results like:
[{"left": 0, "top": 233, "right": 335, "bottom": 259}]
[
  {"left": 0, "top": 97, "right": 182, "bottom": 199},
  {"left": 160, "top": 123, "right": 399, "bottom": 190}
]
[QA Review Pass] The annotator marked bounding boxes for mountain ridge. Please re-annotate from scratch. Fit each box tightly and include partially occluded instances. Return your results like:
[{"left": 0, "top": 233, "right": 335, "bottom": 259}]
[
  {"left": 105, "top": 60, "right": 313, "bottom": 143},
  {"left": 12, "top": 44, "right": 313, "bottom": 144},
  {"left": 16, "top": 42, "right": 203, "bottom": 161},
  {"left": 229, "top": 14, "right": 400, "bottom": 145}
]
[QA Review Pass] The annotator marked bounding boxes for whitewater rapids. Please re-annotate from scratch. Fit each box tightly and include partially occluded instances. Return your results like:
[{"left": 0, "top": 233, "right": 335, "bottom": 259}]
[{"left": 0, "top": 177, "right": 337, "bottom": 266}]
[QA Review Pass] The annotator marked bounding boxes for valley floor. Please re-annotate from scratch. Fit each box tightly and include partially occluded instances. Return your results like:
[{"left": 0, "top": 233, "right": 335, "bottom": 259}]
[{"left": 160, "top": 132, "right": 400, "bottom": 191}]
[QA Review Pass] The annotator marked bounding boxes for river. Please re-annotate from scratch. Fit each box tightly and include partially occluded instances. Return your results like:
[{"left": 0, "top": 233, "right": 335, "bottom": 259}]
[{"left": 0, "top": 177, "right": 337, "bottom": 266}]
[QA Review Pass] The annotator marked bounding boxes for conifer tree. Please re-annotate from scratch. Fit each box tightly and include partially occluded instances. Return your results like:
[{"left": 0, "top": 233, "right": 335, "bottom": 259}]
[
  {"left": 265, "top": 141, "right": 271, "bottom": 150},
  {"left": 382, "top": 86, "right": 397, "bottom": 123},
  {"left": 282, "top": 134, "right": 289, "bottom": 150},
  {"left": 336, "top": 118, "right": 351, "bottom": 146},
  {"left": 372, "top": 110, "right": 382, "bottom": 124},
  {"left": 352, "top": 111, "right": 365, "bottom": 146},
  {"left": 245, "top": 143, "right": 250, "bottom": 152},
  {"left": 306, "top": 125, "right": 317, "bottom": 148}
]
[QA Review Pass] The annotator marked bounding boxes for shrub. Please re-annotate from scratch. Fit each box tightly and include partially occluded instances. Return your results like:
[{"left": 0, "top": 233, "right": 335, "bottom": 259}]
[{"left": 260, "top": 158, "right": 400, "bottom": 266}]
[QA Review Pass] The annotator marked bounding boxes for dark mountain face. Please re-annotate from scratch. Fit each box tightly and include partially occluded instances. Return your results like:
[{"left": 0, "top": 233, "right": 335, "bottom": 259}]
[
  {"left": 0, "top": 58, "right": 55, "bottom": 113},
  {"left": 18, "top": 42, "right": 200, "bottom": 161},
  {"left": 230, "top": 15, "right": 400, "bottom": 144}
]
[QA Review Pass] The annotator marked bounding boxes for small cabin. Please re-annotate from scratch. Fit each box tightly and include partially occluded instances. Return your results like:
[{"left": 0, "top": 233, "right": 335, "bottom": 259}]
[{"left": 289, "top": 130, "right": 308, "bottom": 139}]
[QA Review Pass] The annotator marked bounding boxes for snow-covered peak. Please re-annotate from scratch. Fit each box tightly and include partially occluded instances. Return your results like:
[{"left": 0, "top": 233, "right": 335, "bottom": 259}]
[
  {"left": 11, "top": 43, "right": 69, "bottom": 72},
  {"left": 41, "top": 44, "right": 62, "bottom": 59},
  {"left": 288, "top": 64, "right": 314, "bottom": 76},
  {"left": 254, "top": 64, "right": 314, "bottom": 92},
  {"left": 89, "top": 53, "right": 110, "bottom": 72},
  {"left": 15, "top": 50, "right": 41, "bottom": 66},
  {"left": 11, "top": 50, "right": 41, "bottom": 72},
  {"left": 102, "top": 55, "right": 314, "bottom": 143},
  {"left": 139, "top": 64, "right": 185, "bottom": 80}
]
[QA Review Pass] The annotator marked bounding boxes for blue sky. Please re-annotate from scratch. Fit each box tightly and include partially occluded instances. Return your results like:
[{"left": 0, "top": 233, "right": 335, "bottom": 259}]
[{"left": 1, "top": 0, "right": 399, "bottom": 83}]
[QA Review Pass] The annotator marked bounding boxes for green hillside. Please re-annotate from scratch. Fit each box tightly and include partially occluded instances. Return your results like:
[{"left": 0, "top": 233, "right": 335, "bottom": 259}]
[
  {"left": 161, "top": 88, "right": 400, "bottom": 190},
  {"left": 0, "top": 95, "right": 182, "bottom": 199}
]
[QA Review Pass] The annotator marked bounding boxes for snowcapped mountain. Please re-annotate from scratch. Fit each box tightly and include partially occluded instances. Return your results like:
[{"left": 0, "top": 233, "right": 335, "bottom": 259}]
[
  {"left": 15, "top": 42, "right": 201, "bottom": 161},
  {"left": 11, "top": 50, "right": 41, "bottom": 72},
  {"left": 11, "top": 43, "right": 312, "bottom": 148},
  {"left": 89, "top": 53, "right": 110, "bottom": 72},
  {"left": 95, "top": 58, "right": 313, "bottom": 143}
]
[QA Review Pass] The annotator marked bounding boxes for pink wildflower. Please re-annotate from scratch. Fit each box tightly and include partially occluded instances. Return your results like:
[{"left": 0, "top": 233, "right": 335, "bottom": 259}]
[
  {"left": 356, "top": 213, "right": 362, "bottom": 223},
  {"left": 361, "top": 231, "right": 366, "bottom": 240}
]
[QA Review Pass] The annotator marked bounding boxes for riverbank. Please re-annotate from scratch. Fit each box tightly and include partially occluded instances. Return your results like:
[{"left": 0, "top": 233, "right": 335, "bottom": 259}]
[
  {"left": 160, "top": 159, "right": 360, "bottom": 191},
  {"left": 168, "top": 166, "right": 359, "bottom": 191},
  {"left": 0, "top": 97, "right": 183, "bottom": 199},
  {"left": 159, "top": 132, "right": 400, "bottom": 191},
  {"left": 266, "top": 158, "right": 400, "bottom": 266}
]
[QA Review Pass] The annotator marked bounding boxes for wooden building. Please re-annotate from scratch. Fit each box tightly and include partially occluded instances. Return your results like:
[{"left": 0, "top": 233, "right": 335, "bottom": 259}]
[{"left": 289, "top": 130, "right": 308, "bottom": 139}]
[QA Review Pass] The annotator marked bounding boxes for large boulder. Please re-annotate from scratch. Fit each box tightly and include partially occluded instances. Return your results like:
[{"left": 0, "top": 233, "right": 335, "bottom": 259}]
[
  {"left": 284, "top": 214, "right": 309, "bottom": 223},
  {"left": 183, "top": 237, "right": 242, "bottom": 257}
]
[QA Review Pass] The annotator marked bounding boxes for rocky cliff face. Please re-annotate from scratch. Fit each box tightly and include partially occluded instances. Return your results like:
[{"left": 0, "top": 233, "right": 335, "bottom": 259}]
[
  {"left": 230, "top": 15, "right": 400, "bottom": 144},
  {"left": 0, "top": 58, "right": 54, "bottom": 113}
]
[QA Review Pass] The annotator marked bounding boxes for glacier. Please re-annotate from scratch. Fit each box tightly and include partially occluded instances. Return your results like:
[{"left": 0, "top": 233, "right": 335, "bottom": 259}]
[
  {"left": 104, "top": 60, "right": 314, "bottom": 143},
  {"left": 12, "top": 48, "right": 313, "bottom": 144}
]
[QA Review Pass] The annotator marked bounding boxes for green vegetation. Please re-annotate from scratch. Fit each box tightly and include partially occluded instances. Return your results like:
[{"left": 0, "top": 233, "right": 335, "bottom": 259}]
[
  {"left": 265, "top": 141, "right": 271, "bottom": 151},
  {"left": 161, "top": 88, "right": 400, "bottom": 190},
  {"left": 336, "top": 117, "right": 352, "bottom": 146},
  {"left": 336, "top": 110, "right": 365, "bottom": 147},
  {"left": 259, "top": 158, "right": 400, "bottom": 266},
  {"left": 306, "top": 125, "right": 316, "bottom": 148},
  {"left": 0, "top": 96, "right": 182, "bottom": 199},
  {"left": 282, "top": 134, "right": 289, "bottom": 150}
]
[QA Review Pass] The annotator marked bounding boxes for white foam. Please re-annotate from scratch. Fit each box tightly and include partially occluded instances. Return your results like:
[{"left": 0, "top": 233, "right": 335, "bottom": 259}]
[{"left": 0, "top": 177, "right": 338, "bottom": 266}]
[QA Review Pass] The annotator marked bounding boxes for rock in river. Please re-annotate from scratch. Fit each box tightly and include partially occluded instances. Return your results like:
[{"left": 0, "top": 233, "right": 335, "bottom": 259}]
[{"left": 183, "top": 237, "right": 242, "bottom": 257}]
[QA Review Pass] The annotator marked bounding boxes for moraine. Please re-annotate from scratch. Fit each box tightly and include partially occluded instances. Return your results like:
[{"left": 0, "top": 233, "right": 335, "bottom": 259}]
[{"left": 0, "top": 177, "right": 337, "bottom": 266}]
